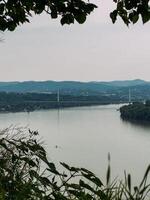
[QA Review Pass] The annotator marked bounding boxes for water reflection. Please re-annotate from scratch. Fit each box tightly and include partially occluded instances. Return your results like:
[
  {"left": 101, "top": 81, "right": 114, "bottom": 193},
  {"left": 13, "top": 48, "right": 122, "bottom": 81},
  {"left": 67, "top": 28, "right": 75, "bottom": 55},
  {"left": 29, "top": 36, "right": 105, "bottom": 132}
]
[{"left": 121, "top": 117, "right": 150, "bottom": 130}]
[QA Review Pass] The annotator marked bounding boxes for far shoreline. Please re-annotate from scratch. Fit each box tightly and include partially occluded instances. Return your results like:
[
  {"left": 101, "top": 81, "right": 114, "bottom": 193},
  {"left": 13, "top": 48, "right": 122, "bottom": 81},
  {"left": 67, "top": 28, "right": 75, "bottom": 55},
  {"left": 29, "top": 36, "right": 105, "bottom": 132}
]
[{"left": 0, "top": 102, "right": 127, "bottom": 114}]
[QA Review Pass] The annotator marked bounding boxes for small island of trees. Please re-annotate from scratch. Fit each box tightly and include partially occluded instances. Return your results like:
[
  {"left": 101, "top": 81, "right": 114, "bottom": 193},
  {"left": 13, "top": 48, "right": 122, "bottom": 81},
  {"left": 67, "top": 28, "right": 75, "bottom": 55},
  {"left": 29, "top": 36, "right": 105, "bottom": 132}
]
[{"left": 120, "top": 101, "right": 150, "bottom": 122}]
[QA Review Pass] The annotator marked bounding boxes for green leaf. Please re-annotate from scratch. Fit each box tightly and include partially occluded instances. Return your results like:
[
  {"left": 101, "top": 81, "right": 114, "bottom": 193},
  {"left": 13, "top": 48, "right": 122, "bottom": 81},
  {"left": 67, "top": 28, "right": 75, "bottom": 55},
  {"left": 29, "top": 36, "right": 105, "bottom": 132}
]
[
  {"left": 127, "top": 174, "right": 131, "bottom": 191},
  {"left": 75, "top": 12, "right": 86, "bottom": 24},
  {"left": 66, "top": 183, "right": 81, "bottom": 190},
  {"left": 131, "top": 12, "right": 139, "bottom": 24},
  {"left": 29, "top": 170, "right": 40, "bottom": 179},
  {"left": 84, "top": 3, "right": 98, "bottom": 14},
  {"left": 110, "top": 10, "right": 118, "bottom": 23},
  {"left": 50, "top": 6, "right": 58, "bottom": 19},
  {"left": 141, "top": 12, "right": 150, "bottom": 24},
  {"left": 39, "top": 177, "right": 51, "bottom": 187},
  {"left": 119, "top": 14, "right": 130, "bottom": 26},
  {"left": 117, "top": 2, "right": 123, "bottom": 10},
  {"left": 79, "top": 180, "right": 94, "bottom": 192},
  {"left": 21, "top": 157, "right": 37, "bottom": 167},
  {"left": 52, "top": 192, "right": 68, "bottom": 200},
  {"left": 140, "top": 165, "right": 150, "bottom": 187},
  {"left": 61, "top": 14, "right": 74, "bottom": 25},
  {"left": 47, "top": 162, "right": 60, "bottom": 175},
  {"left": 81, "top": 172, "right": 103, "bottom": 187},
  {"left": 106, "top": 164, "right": 111, "bottom": 186},
  {"left": 0, "top": 3, "right": 4, "bottom": 14},
  {"left": 60, "top": 162, "right": 71, "bottom": 170}
]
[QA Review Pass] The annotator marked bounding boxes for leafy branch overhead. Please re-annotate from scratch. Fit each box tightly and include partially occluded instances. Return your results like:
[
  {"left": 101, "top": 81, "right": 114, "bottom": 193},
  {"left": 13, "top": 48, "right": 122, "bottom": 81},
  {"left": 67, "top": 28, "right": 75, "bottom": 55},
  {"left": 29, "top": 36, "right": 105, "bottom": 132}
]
[
  {"left": 111, "top": 0, "right": 150, "bottom": 25},
  {"left": 0, "top": 0, "right": 97, "bottom": 31},
  {"left": 0, "top": 0, "right": 149, "bottom": 31}
]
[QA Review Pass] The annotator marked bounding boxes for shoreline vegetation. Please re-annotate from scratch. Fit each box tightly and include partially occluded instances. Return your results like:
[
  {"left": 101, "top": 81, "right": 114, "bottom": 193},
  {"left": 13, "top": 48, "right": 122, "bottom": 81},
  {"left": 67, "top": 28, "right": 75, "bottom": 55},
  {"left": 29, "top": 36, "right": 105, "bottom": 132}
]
[
  {"left": 0, "top": 92, "right": 127, "bottom": 113},
  {"left": 120, "top": 101, "right": 150, "bottom": 122}
]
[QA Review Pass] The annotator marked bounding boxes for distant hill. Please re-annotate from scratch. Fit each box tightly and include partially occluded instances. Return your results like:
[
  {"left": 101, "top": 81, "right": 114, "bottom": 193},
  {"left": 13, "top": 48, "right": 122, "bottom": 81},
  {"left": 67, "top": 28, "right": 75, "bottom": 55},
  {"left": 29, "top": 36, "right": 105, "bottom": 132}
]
[
  {"left": 0, "top": 81, "right": 117, "bottom": 94},
  {"left": 105, "top": 79, "right": 147, "bottom": 87},
  {"left": 0, "top": 80, "right": 150, "bottom": 100}
]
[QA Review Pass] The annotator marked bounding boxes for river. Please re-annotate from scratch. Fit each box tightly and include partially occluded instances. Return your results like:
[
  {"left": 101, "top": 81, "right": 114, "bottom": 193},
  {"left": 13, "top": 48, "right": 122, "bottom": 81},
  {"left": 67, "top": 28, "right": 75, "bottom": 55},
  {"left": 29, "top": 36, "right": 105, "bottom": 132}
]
[{"left": 0, "top": 104, "right": 150, "bottom": 185}]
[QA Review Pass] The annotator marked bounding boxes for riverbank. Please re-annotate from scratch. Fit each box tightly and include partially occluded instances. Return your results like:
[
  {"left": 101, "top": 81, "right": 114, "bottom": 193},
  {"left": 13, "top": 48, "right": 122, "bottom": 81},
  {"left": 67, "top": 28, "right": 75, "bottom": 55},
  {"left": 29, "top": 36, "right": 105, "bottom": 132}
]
[{"left": 0, "top": 91, "right": 127, "bottom": 113}]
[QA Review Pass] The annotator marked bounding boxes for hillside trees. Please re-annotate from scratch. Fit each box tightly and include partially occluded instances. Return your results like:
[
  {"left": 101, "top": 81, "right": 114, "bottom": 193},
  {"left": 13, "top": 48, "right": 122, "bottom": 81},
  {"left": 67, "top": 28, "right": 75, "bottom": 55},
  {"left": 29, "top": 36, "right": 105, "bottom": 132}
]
[
  {"left": 0, "top": 0, "right": 149, "bottom": 32},
  {"left": 120, "top": 102, "right": 150, "bottom": 122}
]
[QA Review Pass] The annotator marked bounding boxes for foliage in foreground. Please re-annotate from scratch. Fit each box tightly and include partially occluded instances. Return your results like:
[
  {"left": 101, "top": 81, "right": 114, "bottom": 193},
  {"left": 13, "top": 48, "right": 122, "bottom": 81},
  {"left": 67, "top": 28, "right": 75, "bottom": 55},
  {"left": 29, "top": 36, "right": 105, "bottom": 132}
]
[
  {"left": 0, "top": 127, "right": 150, "bottom": 200},
  {"left": 0, "top": 0, "right": 150, "bottom": 32},
  {"left": 110, "top": 0, "right": 150, "bottom": 26}
]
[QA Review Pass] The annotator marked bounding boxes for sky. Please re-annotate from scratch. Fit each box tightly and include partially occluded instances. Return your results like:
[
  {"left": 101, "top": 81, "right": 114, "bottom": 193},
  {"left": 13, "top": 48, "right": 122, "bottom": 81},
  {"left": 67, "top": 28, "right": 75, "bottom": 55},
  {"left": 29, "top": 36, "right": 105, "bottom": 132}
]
[{"left": 0, "top": 0, "right": 150, "bottom": 82}]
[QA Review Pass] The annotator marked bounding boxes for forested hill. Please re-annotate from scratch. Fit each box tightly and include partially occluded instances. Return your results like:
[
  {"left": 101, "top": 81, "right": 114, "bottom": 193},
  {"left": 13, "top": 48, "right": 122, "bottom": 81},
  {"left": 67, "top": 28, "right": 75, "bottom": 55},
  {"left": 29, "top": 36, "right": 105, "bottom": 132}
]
[
  {"left": 0, "top": 79, "right": 150, "bottom": 101},
  {"left": 0, "top": 79, "right": 148, "bottom": 92},
  {"left": 0, "top": 81, "right": 116, "bottom": 93}
]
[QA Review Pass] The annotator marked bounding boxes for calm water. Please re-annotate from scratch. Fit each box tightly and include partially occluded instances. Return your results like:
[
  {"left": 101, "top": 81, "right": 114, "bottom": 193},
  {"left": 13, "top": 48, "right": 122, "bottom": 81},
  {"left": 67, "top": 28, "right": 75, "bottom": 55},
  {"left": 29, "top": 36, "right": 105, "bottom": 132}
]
[{"left": 0, "top": 104, "right": 150, "bottom": 184}]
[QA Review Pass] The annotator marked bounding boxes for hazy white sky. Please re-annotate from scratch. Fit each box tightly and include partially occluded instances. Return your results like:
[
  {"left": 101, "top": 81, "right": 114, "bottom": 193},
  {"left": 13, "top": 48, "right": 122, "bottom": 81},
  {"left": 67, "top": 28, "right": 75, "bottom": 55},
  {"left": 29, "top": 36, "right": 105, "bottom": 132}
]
[{"left": 0, "top": 0, "right": 150, "bottom": 82}]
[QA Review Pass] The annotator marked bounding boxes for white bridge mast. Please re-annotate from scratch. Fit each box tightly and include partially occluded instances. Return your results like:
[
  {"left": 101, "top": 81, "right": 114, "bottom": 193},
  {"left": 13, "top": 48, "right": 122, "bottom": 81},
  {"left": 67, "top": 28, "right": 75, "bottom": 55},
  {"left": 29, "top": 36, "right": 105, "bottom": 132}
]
[
  {"left": 57, "top": 89, "right": 60, "bottom": 103},
  {"left": 128, "top": 88, "right": 131, "bottom": 104}
]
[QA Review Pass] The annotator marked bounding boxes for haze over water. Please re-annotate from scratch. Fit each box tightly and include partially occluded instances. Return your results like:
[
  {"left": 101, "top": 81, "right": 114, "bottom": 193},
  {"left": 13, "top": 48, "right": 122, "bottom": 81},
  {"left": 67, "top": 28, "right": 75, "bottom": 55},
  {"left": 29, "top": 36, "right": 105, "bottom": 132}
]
[{"left": 0, "top": 104, "right": 150, "bottom": 184}]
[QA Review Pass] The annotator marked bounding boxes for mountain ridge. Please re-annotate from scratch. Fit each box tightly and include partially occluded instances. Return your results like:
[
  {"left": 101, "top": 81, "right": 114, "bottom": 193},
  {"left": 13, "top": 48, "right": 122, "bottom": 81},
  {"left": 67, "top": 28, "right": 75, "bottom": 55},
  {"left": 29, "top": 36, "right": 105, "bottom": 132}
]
[{"left": 0, "top": 79, "right": 149, "bottom": 94}]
